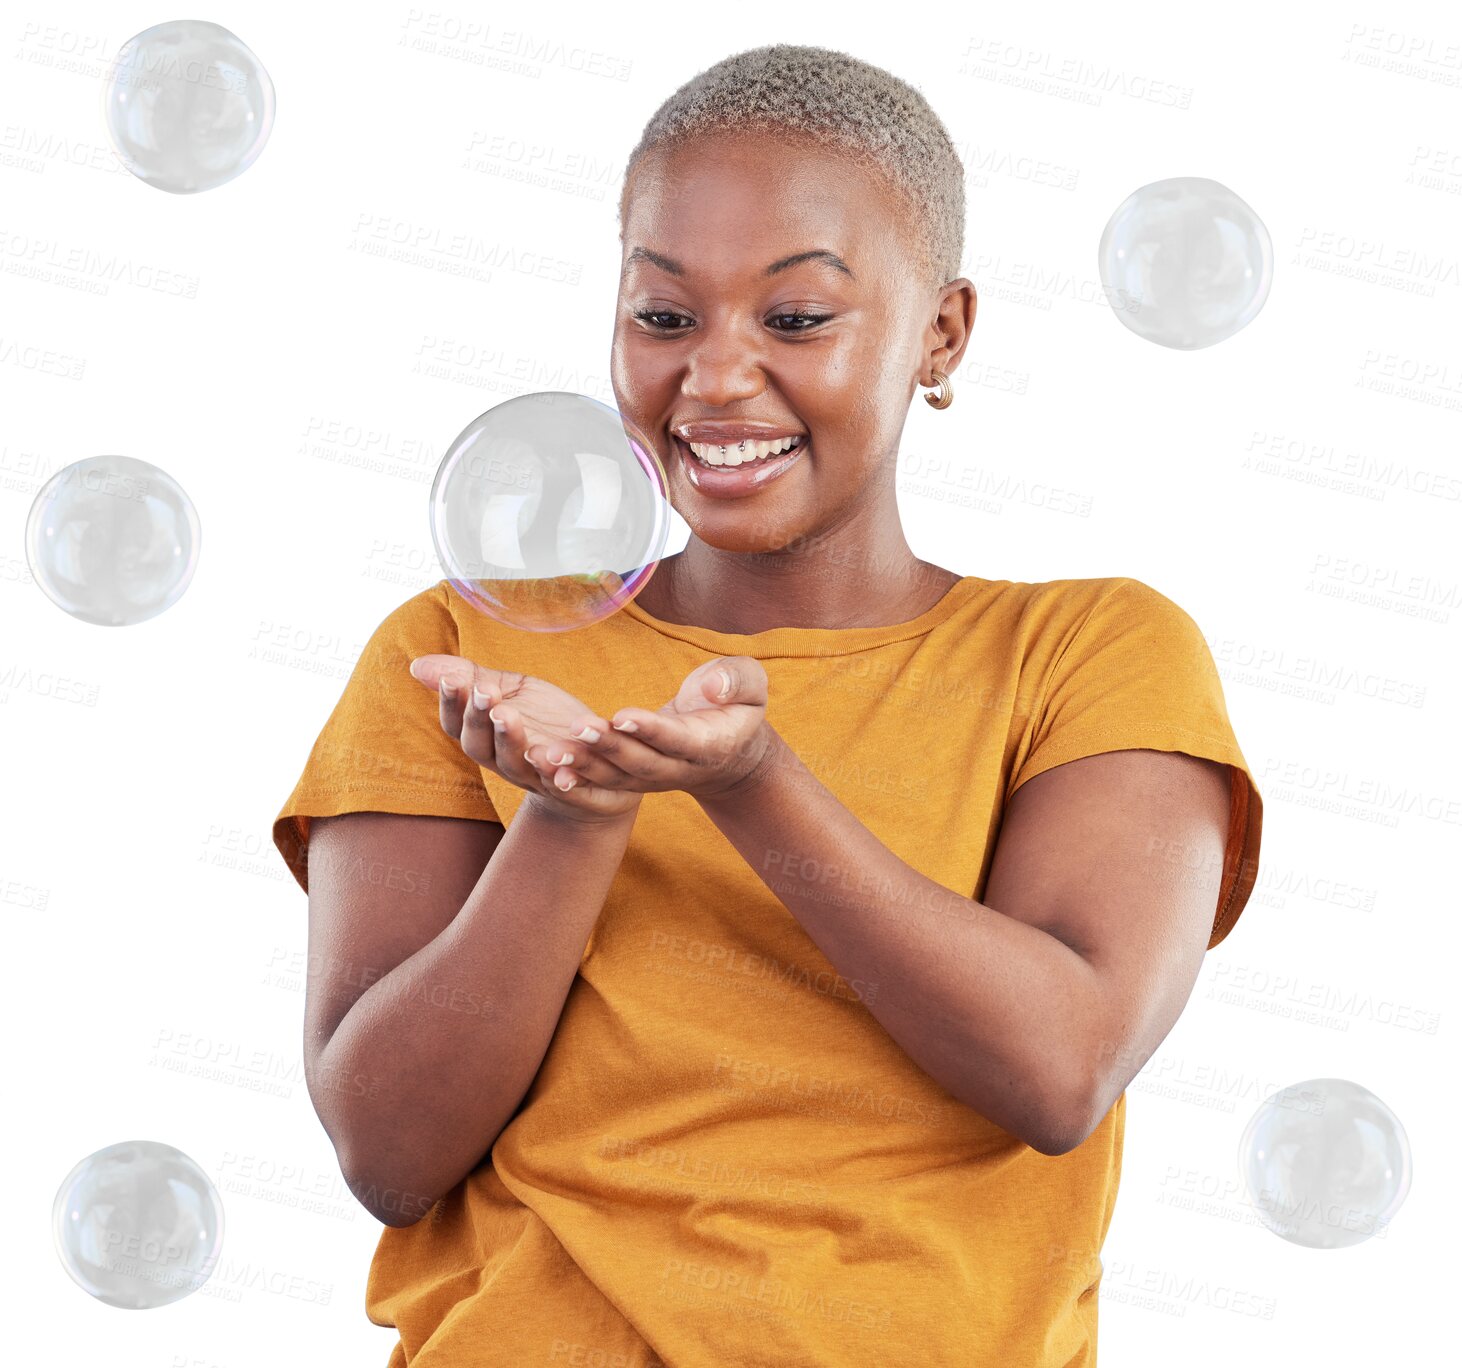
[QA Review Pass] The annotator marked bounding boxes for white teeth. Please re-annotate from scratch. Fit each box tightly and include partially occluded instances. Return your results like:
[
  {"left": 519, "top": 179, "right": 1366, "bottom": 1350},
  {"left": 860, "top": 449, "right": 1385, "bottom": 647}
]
[{"left": 686, "top": 435, "right": 801, "bottom": 467}]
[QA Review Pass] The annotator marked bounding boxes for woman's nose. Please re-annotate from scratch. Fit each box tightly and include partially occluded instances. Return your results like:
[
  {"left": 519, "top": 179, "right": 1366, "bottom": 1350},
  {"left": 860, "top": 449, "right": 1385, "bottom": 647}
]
[{"left": 678, "top": 332, "right": 766, "bottom": 407}]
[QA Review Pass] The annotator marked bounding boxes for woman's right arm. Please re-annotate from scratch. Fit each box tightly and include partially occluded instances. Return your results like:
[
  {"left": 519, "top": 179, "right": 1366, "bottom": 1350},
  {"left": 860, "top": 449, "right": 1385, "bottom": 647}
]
[{"left": 301, "top": 796, "right": 638, "bottom": 1227}]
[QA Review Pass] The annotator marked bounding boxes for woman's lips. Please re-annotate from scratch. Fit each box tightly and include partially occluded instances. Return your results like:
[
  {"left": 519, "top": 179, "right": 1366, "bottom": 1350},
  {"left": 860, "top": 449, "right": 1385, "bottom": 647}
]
[{"left": 672, "top": 434, "right": 806, "bottom": 498}]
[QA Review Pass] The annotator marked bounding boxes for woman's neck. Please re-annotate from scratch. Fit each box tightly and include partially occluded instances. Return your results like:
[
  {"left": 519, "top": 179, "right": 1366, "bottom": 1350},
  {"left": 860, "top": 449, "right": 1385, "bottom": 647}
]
[{"left": 634, "top": 543, "right": 963, "bottom": 634}]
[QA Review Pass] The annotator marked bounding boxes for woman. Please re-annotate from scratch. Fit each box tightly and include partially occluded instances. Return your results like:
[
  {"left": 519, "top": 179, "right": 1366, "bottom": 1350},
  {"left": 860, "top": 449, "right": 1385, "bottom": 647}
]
[{"left": 273, "top": 43, "right": 1264, "bottom": 1367}]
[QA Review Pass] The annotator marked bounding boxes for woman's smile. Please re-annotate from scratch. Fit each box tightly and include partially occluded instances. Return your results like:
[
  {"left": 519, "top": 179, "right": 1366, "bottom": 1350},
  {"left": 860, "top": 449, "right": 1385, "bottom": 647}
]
[{"left": 672, "top": 431, "right": 808, "bottom": 498}]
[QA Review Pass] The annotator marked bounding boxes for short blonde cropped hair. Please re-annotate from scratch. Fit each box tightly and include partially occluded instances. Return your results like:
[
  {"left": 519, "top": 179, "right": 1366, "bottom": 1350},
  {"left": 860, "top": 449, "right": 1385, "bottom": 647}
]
[{"left": 618, "top": 43, "right": 966, "bottom": 293}]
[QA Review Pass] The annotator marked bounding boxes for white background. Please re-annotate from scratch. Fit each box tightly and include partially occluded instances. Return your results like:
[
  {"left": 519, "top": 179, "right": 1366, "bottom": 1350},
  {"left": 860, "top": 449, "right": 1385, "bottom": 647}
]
[{"left": 2, "top": 0, "right": 1459, "bottom": 1363}]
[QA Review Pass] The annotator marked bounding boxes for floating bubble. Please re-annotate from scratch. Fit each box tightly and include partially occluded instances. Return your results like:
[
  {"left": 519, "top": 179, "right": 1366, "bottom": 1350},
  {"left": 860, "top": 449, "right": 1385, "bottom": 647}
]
[
  {"left": 1098, "top": 176, "right": 1272, "bottom": 349},
  {"left": 429, "top": 392, "right": 671, "bottom": 632},
  {"left": 53, "top": 1140, "right": 225, "bottom": 1308},
  {"left": 103, "top": 20, "right": 275, "bottom": 193},
  {"left": 26, "top": 454, "right": 202, "bottom": 626},
  {"left": 1239, "top": 1077, "right": 1411, "bottom": 1249}
]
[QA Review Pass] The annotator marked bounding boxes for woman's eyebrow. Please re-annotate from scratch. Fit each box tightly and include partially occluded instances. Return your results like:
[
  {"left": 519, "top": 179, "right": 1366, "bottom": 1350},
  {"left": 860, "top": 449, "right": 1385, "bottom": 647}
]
[{"left": 626, "top": 246, "right": 856, "bottom": 280}]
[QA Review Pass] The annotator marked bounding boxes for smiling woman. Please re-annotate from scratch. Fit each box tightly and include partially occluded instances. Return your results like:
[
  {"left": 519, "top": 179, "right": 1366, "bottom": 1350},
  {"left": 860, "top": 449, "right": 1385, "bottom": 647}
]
[
  {"left": 271, "top": 41, "right": 1264, "bottom": 1368},
  {"left": 609, "top": 44, "right": 976, "bottom": 632}
]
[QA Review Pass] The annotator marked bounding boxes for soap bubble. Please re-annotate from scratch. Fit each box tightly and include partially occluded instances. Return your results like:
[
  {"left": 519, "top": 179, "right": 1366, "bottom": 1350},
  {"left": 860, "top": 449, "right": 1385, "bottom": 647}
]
[
  {"left": 103, "top": 20, "right": 275, "bottom": 193},
  {"left": 429, "top": 392, "right": 671, "bottom": 633},
  {"left": 53, "top": 1140, "right": 225, "bottom": 1308},
  {"left": 26, "top": 455, "right": 202, "bottom": 626},
  {"left": 1239, "top": 1078, "right": 1411, "bottom": 1249},
  {"left": 1098, "top": 176, "right": 1272, "bottom": 349}
]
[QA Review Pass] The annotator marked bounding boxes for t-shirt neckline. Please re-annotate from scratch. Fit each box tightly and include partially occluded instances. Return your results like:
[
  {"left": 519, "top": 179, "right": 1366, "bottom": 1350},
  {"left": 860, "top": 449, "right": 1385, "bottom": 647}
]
[{"left": 619, "top": 575, "right": 985, "bottom": 659}]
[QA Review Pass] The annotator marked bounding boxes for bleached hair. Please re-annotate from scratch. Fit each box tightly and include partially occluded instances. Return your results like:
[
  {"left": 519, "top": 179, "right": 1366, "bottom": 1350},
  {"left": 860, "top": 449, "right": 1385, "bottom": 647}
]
[{"left": 618, "top": 43, "right": 965, "bottom": 292}]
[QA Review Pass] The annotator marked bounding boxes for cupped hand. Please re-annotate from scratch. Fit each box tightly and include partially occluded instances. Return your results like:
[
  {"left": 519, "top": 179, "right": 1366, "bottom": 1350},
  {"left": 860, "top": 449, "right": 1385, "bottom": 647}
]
[
  {"left": 407, "top": 654, "right": 640, "bottom": 824},
  {"left": 540, "top": 656, "right": 773, "bottom": 801}
]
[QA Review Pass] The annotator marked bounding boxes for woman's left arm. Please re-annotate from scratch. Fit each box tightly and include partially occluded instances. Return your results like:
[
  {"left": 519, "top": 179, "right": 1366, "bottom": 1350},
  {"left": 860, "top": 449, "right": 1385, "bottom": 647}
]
[
  {"left": 542, "top": 655, "right": 1233, "bottom": 1157},
  {"left": 695, "top": 726, "right": 1233, "bottom": 1156}
]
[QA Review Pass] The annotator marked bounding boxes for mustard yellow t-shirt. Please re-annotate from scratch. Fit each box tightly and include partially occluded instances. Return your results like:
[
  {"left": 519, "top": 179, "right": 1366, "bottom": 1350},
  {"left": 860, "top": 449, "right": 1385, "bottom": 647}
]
[{"left": 272, "top": 573, "right": 1263, "bottom": 1367}]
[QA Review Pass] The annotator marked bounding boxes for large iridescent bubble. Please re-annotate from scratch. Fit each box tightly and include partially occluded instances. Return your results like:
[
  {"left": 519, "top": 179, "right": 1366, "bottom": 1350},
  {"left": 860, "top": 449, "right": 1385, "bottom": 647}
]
[
  {"left": 26, "top": 455, "right": 202, "bottom": 626},
  {"left": 53, "top": 1140, "right": 225, "bottom": 1308},
  {"left": 1098, "top": 176, "right": 1272, "bottom": 349},
  {"left": 1239, "top": 1077, "right": 1411, "bottom": 1249},
  {"left": 429, "top": 392, "right": 671, "bottom": 633},
  {"left": 103, "top": 20, "right": 275, "bottom": 193}
]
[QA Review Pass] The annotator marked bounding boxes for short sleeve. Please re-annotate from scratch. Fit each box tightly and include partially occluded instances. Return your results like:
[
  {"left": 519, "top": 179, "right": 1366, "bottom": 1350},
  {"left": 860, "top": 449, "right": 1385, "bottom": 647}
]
[
  {"left": 1008, "top": 578, "right": 1264, "bottom": 950},
  {"left": 271, "top": 581, "right": 500, "bottom": 896}
]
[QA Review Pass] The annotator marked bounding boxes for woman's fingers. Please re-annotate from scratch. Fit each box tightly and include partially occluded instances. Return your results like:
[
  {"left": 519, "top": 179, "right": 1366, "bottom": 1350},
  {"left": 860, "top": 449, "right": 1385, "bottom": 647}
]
[
  {"left": 438, "top": 668, "right": 524, "bottom": 790},
  {"left": 413, "top": 655, "right": 516, "bottom": 713},
  {"left": 477, "top": 696, "right": 554, "bottom": 794},
  {"left": 495, "top": 710, "right": 623, "bottom": 792},
  {"left": 458, "top": 676, "right": 501, "bottom": 768},
  {"left": 411, "top": 653, "right": 490, "bottom": 690},
  {"left": 507, "top": 708, "right": 577, "bottom": 791},
  {"left": 428, "top": 659, "right": 523, "bottom": 787},
  {"left": 531, "top": 731, "right": 603, "bottom": 791},
  {"left": 436, "top": 671, "right": 471, "bottom": 741},
  {"left": 526, "top": 717, "right": 664, "bottom": 792},
  {"left": 418, "top": 656, "right": 625, "bottom": 801}
]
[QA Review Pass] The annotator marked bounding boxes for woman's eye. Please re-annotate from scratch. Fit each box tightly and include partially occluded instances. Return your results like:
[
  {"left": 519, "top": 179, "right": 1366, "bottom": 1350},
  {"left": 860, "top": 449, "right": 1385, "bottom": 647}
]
[
  {"left": 633, "top": 309, "right": 688, "bottom": 331},
  {"left": 769, "top": 312, "right": 832, "bottom": 331},
  {"left": 631, "top": 309, "right": 831, "bottom": 333}
]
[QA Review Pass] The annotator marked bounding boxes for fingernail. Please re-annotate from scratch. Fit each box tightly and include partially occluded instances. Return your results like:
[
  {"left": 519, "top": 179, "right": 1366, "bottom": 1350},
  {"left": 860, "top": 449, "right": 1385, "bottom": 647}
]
[
  {"left": 555, "top": 774, "right": 576, "bottom": 791},
  {"left": 717, "top": 668, "right": 732, "bottom": 699},
  {"left": 488, "top": 708, "right": 506, "bottom": 731},
  {"left": 472, "top": 687, "right": 489, "bottom": 711},
  {"left": 573, "top": 726, "right": 601, "bottom": 742},
  {"left": 612, "top": 719, "right": 638, "bottom": 733},
  {"left": 440, "top": 677, "right": 452, "bottom": 698}
]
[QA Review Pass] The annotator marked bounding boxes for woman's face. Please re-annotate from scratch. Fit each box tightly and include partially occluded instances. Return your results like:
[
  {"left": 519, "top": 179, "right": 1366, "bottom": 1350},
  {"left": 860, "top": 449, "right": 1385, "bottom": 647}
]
[{"left": 612, "top": 130, "right": 972, "bottom": 556}]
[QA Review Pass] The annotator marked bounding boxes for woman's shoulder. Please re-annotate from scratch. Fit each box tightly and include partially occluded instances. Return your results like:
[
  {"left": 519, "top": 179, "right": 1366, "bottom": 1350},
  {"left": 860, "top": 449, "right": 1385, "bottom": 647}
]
[
  {"left": 960, "top": 574, "right": 1203, "bottom": 660},
  {"left": 983, "top": 573, "right": 1184, "bottom": 618},
  {"left": 965, "top": 572, "right": 1144, "bottom": 618},
  {"left": 367, "top": 580, "right": 461, "bottom": 638}
]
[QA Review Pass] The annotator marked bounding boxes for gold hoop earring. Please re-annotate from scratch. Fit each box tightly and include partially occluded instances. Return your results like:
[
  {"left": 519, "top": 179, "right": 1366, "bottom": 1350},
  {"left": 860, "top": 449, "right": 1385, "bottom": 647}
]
[{"left": 924, "top": 368, "right": 953, "bottom": 410}]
